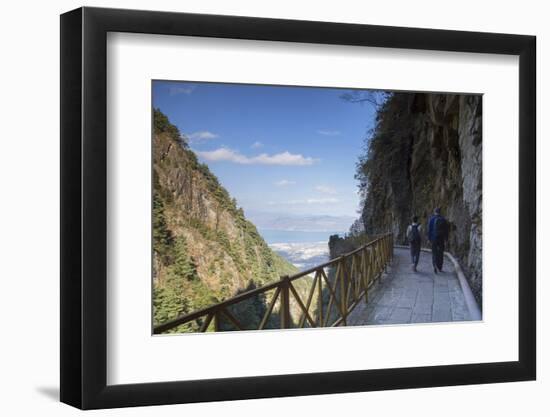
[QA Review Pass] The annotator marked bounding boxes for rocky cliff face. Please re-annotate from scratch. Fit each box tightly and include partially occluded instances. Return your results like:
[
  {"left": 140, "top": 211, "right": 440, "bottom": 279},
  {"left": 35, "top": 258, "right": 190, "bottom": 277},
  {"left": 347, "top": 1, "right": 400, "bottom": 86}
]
[
  {"left": 152, "top": 110, "right": 298, "bottom": 330},
  {"left": 355, "top": 93, "right": 482, "bottom": 305}
]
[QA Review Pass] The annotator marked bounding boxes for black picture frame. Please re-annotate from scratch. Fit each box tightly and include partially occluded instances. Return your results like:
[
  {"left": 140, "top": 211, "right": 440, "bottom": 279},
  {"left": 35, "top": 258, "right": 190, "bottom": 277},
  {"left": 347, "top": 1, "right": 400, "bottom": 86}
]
[{"left": 60, "top": 6, "right": 536, "bottom": 410}]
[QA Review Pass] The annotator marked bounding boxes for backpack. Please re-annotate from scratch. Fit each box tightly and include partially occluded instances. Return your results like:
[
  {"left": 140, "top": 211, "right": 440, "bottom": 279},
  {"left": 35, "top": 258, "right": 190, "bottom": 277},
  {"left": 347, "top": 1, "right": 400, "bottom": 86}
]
[
  {"left": 433, "top": 216, "right": 447, "bottom": 240},
  {"left": 409, "top": 224, "right": 421, "bottom": 244}
]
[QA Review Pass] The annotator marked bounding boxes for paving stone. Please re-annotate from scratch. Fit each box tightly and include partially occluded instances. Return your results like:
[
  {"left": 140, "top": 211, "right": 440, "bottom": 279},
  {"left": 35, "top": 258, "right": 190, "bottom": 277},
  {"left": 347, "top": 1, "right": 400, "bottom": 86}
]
[
  {"left": 417, "top": 283, "right": 434, "bottom": 296},
  {"left": 367, "top": 306, "right": 393, "bottom": 323},
  {"left": 404, "top": 288, "right": 419, "bottom": 298},
  {"left": 451, "top": 308, "right": 470, "bottom": 321},
  {"left": 348, "top": 305, "right": 372, "bottom": 325},
  {"left": 432, "top": 307, "right": 453, "bottom": 322},
  {"left": 367, "top": 289, "right": 383, "bottom": 303},
  {"left": 377, "top": 291, "right": 402, "bottom": 307},
  {"left": 396, "top": 295, "right": 417, "bottom": 309},
  {"left": 449, "top": 289, "right": 466, "bottom": 308},
  {"left": 434, "top": 281, "right": 450, "bottom": 293},
  {"left": 418, "top": 290, "right": 434, "bottom": 298},
  {"left": 411, "top": 313, "right": 432, "bottom": 323},
  {"left": 433, "top": 290, "right": 451, "bottom": 307},
  {"left": 413, "top": 301, "right": 432, "bottom": 314},
  {"left": 387, "top": 307, "right": 413, "bottom": 323},
  {"left": 414, "top": 284, "right": 433, "bottom": 305},
  {"left": 416, "top": 295, "right": 433, "bottom": 307}
]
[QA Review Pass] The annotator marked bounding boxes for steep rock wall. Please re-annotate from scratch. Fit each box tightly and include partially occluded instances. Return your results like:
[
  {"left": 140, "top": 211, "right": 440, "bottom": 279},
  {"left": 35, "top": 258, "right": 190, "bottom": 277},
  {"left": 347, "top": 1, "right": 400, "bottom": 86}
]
[
  {"left": 357, "top": 93, "right": 482, "bottom": 305},
  {"left": 152, "top": 111, "right": 299, "bottom": 330},
  {"left": 154, "top": 132, "right": 297, "bottom": 296}
]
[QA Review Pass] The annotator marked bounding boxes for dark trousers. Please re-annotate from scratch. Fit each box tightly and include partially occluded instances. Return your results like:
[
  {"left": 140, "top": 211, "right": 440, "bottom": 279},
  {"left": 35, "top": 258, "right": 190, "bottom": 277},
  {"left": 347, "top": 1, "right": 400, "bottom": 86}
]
[
  {"left": 431, "top": 239, "right": 445, "bottom": 270},
  {"left": 410, "top": 242, "right": 421, "bottom": 267}
]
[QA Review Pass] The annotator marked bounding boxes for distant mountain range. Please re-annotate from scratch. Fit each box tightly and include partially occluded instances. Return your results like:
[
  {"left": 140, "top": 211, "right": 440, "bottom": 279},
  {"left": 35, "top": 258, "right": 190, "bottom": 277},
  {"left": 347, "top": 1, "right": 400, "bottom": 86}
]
[{"left": 245, "top": 211, "right": 356, "bottom": 232}]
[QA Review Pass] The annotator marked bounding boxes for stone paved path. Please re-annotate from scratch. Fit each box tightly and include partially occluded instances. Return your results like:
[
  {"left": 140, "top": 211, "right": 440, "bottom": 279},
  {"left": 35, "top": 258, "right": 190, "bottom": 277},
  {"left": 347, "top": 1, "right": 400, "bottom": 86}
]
[{"left": 347, "top": 247, "right": 474, "bottom": 326}]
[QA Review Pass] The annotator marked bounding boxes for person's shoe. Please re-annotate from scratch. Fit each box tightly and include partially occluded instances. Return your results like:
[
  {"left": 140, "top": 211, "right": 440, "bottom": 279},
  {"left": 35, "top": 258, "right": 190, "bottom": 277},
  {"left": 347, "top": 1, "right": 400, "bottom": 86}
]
[
  {"left": 434, "top": 266, "right": 438, "bottom": 274},
  {"left": 413, "top": 266, "right": 417, "bottom": 272}
]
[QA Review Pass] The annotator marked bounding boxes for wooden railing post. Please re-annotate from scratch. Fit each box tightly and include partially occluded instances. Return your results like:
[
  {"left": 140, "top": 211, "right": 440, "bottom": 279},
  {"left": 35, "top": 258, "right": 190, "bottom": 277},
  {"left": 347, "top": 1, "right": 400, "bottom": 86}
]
[
  {"left": 362, "top": 247, "right": 369, "bottom": 304},
  {"left": 356, "top": 255, "right": 361, "bottom": 301},
  {"left": 280, "top": 276, "right": 291, "bottom": 329},
  {"left": 339, "top": 257, "right": 347, "bottom": 325},
  {"left": 381, "top": 236, "right": 388, "bottom": 272},
  {"left": 317, "top": 272, "right": 323, "bottom": 327},
  {"left": 214, "top": 311, "right": 220, "bottom": 332}
]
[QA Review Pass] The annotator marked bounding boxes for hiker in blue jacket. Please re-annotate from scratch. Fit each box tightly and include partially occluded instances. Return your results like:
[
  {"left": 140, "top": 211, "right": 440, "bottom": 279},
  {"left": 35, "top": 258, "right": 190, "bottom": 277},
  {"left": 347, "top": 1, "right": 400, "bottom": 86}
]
[
  {"left": 428, "top": 207, "right": 449, "bottom": 274},
  {"left": 406, "top": 216, "right": 422, "bottom": 272}
]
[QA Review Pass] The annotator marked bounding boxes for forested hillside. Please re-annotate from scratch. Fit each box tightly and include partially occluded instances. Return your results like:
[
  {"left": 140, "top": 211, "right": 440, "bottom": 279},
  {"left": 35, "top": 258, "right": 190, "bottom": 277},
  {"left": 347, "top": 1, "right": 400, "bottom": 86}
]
[{"left": 152, "top": 110, "right": 298, "bottom": 332}]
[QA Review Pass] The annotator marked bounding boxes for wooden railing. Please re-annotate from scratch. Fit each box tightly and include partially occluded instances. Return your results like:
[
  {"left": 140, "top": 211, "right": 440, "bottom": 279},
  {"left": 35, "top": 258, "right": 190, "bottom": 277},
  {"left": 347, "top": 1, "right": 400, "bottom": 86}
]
[{"left": 154, "top": 233, "right": 393, "bottom": 334}]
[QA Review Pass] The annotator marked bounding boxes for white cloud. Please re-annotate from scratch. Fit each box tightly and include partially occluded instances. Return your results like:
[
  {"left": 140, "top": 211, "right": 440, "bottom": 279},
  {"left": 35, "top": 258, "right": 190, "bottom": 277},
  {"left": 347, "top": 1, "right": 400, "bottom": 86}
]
[
  {"left": 315, "top": 185, "right": 337, "bottom": 195},
  {"left": 250, "top": 141, "right": 264, "bottom": 149},
  {"left": 195, "top": 148, "right": 248, "bottom": 163},
  {"left": 168, "top": 85, "right": 196, "bottom": 95},
  {"left": 195, "top": 148, "right": 317, "bottom": 166},
  {"left": 188, "top": 131, "right": 219, "bottom": 144},
  {"left": 274, "top": 179, "right": 296, "bottom": 187},
  {"left": 317, "top": 129, "right": 341, "bottom": 136},
  {"left": 252, "top": 152, "right": 317, "bottom": 166},
  {"left": 269, "top": 198, "right": 340, "bottom": 206}
]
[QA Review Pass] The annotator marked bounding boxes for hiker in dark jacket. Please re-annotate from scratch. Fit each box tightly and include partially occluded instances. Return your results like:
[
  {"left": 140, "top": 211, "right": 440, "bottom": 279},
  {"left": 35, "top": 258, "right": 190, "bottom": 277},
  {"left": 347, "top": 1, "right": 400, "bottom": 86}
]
[
  {"left": 428, "top": 207, "right": 449, "bottom": 273},
  {"left": 406, "top": 216, "right": 422, "bottom": 272}
]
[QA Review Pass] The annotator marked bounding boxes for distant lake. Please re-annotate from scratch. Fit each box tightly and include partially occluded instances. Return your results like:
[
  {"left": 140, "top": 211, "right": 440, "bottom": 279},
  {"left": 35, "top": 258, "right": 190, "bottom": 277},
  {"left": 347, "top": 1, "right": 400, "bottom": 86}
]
[{"left": 259, "top": 229, "right": 344, "bottom": 245}]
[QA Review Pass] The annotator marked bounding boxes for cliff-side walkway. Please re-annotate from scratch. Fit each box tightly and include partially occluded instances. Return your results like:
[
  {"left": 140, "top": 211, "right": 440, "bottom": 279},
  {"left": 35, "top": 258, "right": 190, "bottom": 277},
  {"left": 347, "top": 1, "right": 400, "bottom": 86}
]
[{"left": 347, "top": 247, "right": 476, "bottom": 325}]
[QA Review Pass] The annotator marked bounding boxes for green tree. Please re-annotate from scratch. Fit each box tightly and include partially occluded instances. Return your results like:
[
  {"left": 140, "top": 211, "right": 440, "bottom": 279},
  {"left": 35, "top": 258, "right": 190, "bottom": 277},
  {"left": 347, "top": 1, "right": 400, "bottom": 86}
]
[
  {"left": 154, "top": 108, "right": 187, "bottom": 147},
  {"left": 171, "top": 236, "right": 198, "bottom": 282},
  {"left": 152, "top": 191, "right": 173, "bottom": 263}
]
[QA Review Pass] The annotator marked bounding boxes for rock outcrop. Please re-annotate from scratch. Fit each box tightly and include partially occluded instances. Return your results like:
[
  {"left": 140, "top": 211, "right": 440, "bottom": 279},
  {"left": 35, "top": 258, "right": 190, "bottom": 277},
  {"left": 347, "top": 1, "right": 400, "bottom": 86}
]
[
  {"left": 355, "top": 93, "right": 482, "bottom": 306},
  {"left": 152, "top": 110, "right": 298, "bottom": 330}
]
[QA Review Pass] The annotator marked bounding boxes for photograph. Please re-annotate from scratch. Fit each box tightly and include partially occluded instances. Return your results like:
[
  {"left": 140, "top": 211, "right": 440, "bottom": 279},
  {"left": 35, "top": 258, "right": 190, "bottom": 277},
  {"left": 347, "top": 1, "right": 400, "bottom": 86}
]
[
  {"left": 151, "top": 81, "right": 483, "bottom": 334},
  {"left": 53, "top": 2, "right": 539, "bottom": 411},
  {"left": 0, "top": 0, "right": 541, "bottom": 413}
]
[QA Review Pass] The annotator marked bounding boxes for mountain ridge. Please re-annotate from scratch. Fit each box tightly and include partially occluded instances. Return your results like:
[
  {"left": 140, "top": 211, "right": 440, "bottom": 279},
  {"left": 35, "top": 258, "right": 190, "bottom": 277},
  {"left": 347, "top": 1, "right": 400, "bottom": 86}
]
[{"left": 152, "top": 109, "right": 300, "bottom": 331}]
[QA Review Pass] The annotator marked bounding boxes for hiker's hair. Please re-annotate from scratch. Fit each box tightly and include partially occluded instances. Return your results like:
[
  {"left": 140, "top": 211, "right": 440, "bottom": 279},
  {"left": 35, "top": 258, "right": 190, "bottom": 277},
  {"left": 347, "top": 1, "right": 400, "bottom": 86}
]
[
  {"left": 412, "top": 216, "right": 418, "bottom": 223},
  {"left": 434, "top": 207, "right": 441, "bottom": 214}
]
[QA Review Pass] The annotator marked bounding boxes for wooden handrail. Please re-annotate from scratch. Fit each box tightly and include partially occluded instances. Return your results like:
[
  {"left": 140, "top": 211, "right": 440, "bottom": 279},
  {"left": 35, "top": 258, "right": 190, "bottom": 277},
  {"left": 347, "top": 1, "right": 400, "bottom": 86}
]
[{"left": 154, "top": 232, "right": 394, "bottom": 334}]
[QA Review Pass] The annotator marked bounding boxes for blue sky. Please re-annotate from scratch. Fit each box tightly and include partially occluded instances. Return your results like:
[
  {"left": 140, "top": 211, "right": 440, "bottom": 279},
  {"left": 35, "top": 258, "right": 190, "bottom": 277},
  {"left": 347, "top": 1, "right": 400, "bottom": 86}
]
[{"left": 153, "top": 80, "right": 377, "bottom": 227}]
